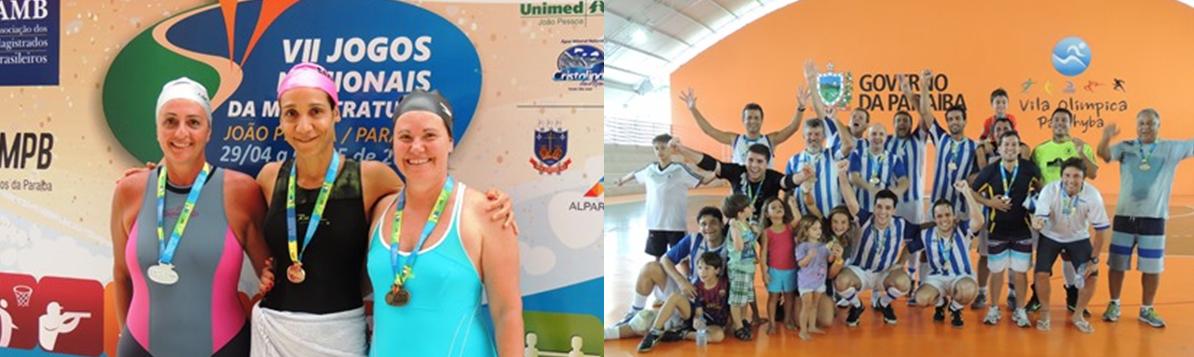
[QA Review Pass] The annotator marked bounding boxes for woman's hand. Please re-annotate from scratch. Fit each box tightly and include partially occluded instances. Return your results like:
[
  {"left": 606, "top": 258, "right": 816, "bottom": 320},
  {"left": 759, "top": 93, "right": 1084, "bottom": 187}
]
[{"left": 483, "top": 188, "right": 520, "bottom": 235}]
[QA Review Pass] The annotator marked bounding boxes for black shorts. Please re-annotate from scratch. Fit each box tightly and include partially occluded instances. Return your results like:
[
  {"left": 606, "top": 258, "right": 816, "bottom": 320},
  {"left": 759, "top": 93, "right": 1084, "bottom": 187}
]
[
  {"left": 646, "top": 230, "right": 686, "bottom": 257},
  {"left": 1034, "top": 234, "right": 1093, "bottom": 274}
]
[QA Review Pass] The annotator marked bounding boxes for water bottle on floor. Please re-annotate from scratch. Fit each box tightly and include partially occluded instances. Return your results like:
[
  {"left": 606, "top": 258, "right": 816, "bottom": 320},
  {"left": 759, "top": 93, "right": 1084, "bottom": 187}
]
[{"left": 694, "top": 315, "right": 708, "bottom": 348}]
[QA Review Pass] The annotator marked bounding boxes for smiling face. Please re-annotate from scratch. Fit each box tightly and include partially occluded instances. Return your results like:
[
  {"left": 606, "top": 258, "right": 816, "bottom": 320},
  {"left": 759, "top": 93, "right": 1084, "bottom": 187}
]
[
  {"left": 156, "top": 99, "right": 211, "bottom": 165},
  {"left": 804, "top": 125, "right": 826, "bottom": 152},
  {"left": 991, "top": 95, "right": 1008, "bottom": 117},
  {"left": 999, "top": 134, "right": 1021, "bottom": 163},
  {"left": 698, "top": 214, "right": 725, "bottom": 243},
  {"left": 696, "top": 259, "right": 720, "bottom": 284},
  {"left": 933, "top": 203, "right": 956, "bottom": 233},
  {"left": 893, "top": 112, "right": 913, "bottom": 137},
  {"left": 830, "top": 211, "right": 851, "bottom": 236},
  {"left": 867, "top": 124, "right": 888, "bottom": 150},
  {"left": 279, "top": 87, "right": 339, "bottom": 155},
  {"left": 392, "top": 111, "right": 453, "bottom": 180},
  {"left": 1137, "top": 110, "right": 1160, "bottom": 144},
  {"left": 1062, "top": 165, "right": 1084, "bottom": 196},
  {"left": 743, "top": 108, "right": 763, "bottom": 135},
  {"left": 1050, "top": 111, "right": 1073, "bottom": 138},
  {"left": 745, "top": 151, "right": 768, "bottom": 180},
  {"left": 946, "top": 109, "right": 966, "bottom": 136}
]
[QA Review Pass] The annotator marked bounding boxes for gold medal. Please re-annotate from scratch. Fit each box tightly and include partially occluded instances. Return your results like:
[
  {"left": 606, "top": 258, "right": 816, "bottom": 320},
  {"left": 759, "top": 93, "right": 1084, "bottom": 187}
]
[
  {"left": 286, "top": 263, "right": 306, "bottom": 284},
  {"left": 869, "top": 177, "right": 881, "bottom": 185},
  {"left": 385, "top": 283, "right": 410, "bottom": 306},
  {"left": 948, "top": 162, "right": 958, "bottom": 171},
  {"left": 1139, "top": 162, "right": 1151, "bottom": 171}
]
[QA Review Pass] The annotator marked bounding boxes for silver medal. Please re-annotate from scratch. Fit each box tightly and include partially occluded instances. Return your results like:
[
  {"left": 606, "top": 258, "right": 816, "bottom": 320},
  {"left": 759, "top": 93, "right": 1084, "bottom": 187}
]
[{"left": 147, "top": 263, "right": 180, "bottom": 285}]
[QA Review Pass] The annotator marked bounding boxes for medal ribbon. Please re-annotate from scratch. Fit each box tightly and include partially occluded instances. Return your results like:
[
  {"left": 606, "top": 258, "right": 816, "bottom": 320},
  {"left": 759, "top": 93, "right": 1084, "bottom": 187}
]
[
  {"left": 999, "top": 162, "right": 1019, "bottom": 196},
  {"left": 390, "top": 177, "right": 456, "bottom": 287},
  {"left": 156, "top": 163, "right": 212, "bottom": 265},
  {"left": 287, "top": 153, "right": 341, "bottom": 265}
]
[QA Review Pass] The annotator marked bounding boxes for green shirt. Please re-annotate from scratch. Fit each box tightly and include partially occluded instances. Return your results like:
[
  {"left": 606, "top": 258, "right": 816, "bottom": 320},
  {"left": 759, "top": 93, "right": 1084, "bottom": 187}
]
[{"left": 1031, "top": 139, "right": 1097, "bottom": 184}]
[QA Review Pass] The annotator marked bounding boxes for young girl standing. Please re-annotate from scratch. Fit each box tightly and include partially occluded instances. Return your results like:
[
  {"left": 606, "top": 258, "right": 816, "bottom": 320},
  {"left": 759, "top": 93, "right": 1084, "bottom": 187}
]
[
  {"left": 759, "top": 197, "right": 797, "bottom": 334},
  {"left": 794, "top": 216, "right": 831, "bottom": 340}
]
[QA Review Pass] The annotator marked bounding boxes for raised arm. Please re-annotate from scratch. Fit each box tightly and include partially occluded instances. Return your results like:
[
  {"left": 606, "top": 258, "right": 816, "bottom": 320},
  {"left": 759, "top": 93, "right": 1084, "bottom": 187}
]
[
  {"left": 836, "top": 160, "right": 861, "bottom": 216},
  {"left": 804, "top": 60, "right": 829, "bottom": 120},
  {"left": 1097, "top": 123, "right": 1120, "bottom": 163},
  {"left": 956, "top": 180, "right": 984, "bottom": 232},
  {"left": 680, "top": 88, "right": 736, "bottom": 145},
  {"left": 768, "top": 86, "right": 810, "bottom": 145},
  {"left": 1068, "top": 136, "right": 1100, "bottom": 179}
]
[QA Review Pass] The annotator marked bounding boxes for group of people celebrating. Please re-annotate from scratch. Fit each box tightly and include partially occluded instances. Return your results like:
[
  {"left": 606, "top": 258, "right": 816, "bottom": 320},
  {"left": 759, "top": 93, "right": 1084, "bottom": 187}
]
[{"left": 606, "top": 61, "right": 1194, "bottom": 353}]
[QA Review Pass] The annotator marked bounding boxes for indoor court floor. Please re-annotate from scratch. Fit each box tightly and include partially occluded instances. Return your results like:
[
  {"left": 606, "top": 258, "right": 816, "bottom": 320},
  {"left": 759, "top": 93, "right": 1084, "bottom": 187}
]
[{"left": 604, "top": 187, "right": 1194, "bottom": 356}]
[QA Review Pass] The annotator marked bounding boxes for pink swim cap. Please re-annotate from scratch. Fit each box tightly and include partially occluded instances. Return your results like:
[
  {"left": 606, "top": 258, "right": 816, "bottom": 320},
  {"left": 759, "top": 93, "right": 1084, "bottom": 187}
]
[{"left": 277, "top": 62, "right": 338, "bottom": 105}]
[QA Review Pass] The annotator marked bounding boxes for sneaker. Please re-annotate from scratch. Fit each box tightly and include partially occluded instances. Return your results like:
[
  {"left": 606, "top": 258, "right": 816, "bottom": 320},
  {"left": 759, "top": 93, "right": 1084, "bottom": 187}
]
[
  {"left": 880, "top": 304, "right": 898, "bottom": 325},
  {"left": 659, "top": 328, "right": 687, "bottom": 342},
  {"left": 1025, "top": 294, "right": 1041, "bottom": 313},
  {"left": 846, "top": 304, "right": 865, "bottom": 327},
  {"left": 933, "top": 305, "right": 946, "bottom": 322},
  {"left": 615, "top": 308, "right": 641, "bottom": 326},
  {"left": 1064, "top": 285, "right": 1079, "bottom": 312},
  {"left": 1102, "top": 300, "right": 1121, "bottom": 322},
  {"left": 971, "top": 292, "right": 988, "bottom": 310},
  {"left": 1139, "top": 307, "right": 1167, "bottom": 328},
  {"left": 950, "top": 307, "right": 964, "bottom": 327},
  {"left": 1036, "top": 318, "right": 1051, "bottom": 331},
  {"left": 1073, "top": 319, "right": 1094, "bottom": 334},
  {"left": 983, "top": 306, "right": 1001, "bottom": 325},
  {"left": 637, "top": 329, "right": 663, "bottom": 352},
  {"left": 1013, "top": 308, "right": 1031, "bottom": 328}
]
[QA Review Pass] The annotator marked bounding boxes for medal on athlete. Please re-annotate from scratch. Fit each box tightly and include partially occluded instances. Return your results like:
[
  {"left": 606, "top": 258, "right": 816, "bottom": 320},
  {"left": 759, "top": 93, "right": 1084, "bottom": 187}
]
[
  {"left": 387, "top": 177, "right": 456, "bottom": 307},
  {"left": 869, "top": 177, "right": 881, "bottom": 185},
  {"left": 1139, "top": 141, "right": 1156, "bottom": 171},
  {"left": 286, "top": 154, "right": 341, "bottom": 284},
  {"left": 149, "top": 163, "right": 212, "bottom": 285}
]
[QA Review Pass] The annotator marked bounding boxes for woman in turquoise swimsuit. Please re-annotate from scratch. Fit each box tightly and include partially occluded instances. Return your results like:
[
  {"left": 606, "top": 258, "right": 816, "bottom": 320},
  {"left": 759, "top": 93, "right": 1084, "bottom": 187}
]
[{"left": 366, "top": 90, "right": 523, "bottom": 356}]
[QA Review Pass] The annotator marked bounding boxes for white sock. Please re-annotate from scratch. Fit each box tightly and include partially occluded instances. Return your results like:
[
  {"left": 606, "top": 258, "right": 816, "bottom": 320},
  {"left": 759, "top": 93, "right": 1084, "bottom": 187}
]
[
  {"left": 979, "top": 287, "right": 989, "bottom": 295},
  {"left": 950, "top": 300, "right": 965, "bottom": 311},
  {"left": 1062, "top": 261, "right": 1077, "bottom": 287},
  {"left": 1110, "top": 298, "right": 1121, "bottom": 305},
  {"left": 1141, "top": 305, "right": 1153, "bottom": 311},
  {"left": 936, "top": 296, "right": 945, "bottom": 307},
  {"left": 632, "top": 294, "right": 648, "bottom": 311},
  {"left": 605, "top": 326, "right": 621, "bottom": 340},
  {"left": 880, "top": 287, "right": 904, "bottom": 307},
  {"left": 839, "top": 287, "right": 858, "bottom": 301}
]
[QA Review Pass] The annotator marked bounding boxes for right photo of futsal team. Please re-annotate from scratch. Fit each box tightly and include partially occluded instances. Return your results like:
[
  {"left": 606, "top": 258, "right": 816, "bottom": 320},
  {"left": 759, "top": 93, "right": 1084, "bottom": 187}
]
[{"left": 602, "top": 0, "right": 1194, "bottom": 355}]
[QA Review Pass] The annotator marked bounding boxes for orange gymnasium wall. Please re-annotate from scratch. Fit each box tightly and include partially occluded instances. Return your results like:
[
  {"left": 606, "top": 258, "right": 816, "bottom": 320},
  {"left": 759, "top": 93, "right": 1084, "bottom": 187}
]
[{"left": 671, "top": 0, "right": 1194, "bottom": 195}]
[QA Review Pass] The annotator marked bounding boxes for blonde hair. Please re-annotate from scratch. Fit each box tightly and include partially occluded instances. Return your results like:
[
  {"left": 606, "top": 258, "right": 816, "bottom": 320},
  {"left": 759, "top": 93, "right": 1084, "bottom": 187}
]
[{"left": 794, "top": 216, "right": 823, "bottom": 243}]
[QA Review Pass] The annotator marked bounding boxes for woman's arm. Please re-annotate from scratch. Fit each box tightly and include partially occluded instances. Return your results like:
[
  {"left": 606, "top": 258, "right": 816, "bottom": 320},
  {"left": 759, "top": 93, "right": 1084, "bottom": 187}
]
[
  {"left": 224, "top": 171, "right": 272, "bottom": 299},
  {"left": 469, "top": 189, "right": 523, "bottom": 357},
  {"left": 110, "top": 172, "right": 146, "bottom": 328}
]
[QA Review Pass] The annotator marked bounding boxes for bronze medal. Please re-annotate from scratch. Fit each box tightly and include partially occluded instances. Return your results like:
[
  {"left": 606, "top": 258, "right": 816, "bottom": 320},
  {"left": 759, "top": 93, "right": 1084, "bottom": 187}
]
[
  {"left": 386, "top": 284, "right": 410, "bottom": 306},
  {"left": 286, "top": 263, "right": 306, "bottom": 284}
]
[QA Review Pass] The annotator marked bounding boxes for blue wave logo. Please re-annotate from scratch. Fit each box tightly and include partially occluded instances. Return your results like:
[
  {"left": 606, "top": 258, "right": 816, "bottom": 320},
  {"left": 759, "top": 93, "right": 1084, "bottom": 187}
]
[{"left": 1051, "top": 36, "right": 1091, "bottom": 77}]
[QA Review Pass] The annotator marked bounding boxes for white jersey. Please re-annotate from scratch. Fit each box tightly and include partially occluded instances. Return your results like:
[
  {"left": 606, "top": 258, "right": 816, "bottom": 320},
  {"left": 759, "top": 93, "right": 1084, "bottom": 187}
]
[
  {"left": 634, "top": 163, "right": 702, "bottom": 231},
  {"left": 1033, "top": 181, "right": 1111, "bottom": 242},
  {"left": 731, "top": 134, "right": 773, "bottom": 165}
]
